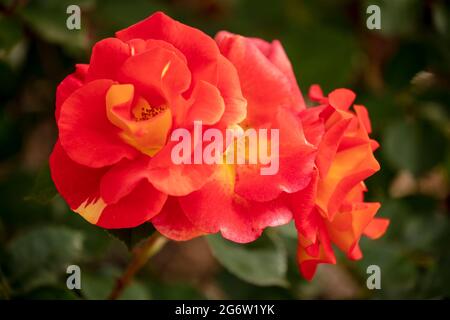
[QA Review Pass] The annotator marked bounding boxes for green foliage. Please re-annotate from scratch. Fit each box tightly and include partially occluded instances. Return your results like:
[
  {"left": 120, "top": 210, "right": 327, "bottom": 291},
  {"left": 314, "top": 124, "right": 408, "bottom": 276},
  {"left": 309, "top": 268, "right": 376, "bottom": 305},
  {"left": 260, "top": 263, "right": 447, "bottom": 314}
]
[
  {"left": 25, "top": 164, "right": 57, "bottom": 204},
  {"left": 207, "top": 232, "right": 288, "bottom": 287},
  {"left": 0, "top": 15, "right": 23, "bottom": 53},
  {"left": 18, "top": 0, "right": 92, "bottom": 55},
  {"left": 93, "top": 0, "right": 166, "bottom": 38},
  {"left": 364, "top": 0, "right": 422, "bottom": 36},
  {"left": 3, "top": 226, "right": 84, "bottom": 293},
  {"left": 82, "top": 271, "right": 151, "bottom": 300},
  {"left": 383, "top": 120, "right": 447, "bottom": 175}
]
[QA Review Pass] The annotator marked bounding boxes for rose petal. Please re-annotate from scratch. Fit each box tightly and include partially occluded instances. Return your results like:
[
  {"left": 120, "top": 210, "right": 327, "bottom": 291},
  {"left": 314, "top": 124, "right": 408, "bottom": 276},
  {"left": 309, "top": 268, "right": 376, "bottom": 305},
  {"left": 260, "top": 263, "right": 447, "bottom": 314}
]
[
  {"left": 116, "top": 11, "right": 219, "bottom": 87},
  {"left": 364, "top": 218, "right": 390, "bottom": 239},
  {"left": 96, "top": 180, "right": 167, "bottom": 229},
  {"left": 152, "top": 197, "right": 205, "bottom": 241},
  {"left": 185, "top": 80, "right": 225, "bottom": 125},
  {"left": 180, "top": 165, "right": 292, "bottom": 243},
  {"left": 49, "top": 141, "right": 106, "bottom": 210},
  {"left": 328, "top": 88, "right": 356, "bottom": 110},
  {"left": 58, "top": 79, "right": 139, "bottom": 168},
  {"left": 55, "top": 64, "right": 88, "bottom": 121},
  {"left": 86, "top": 38, "right": 131, "bottom": 81},
  {"left": 99, "top": 156, "right": 151, "bottom": 205},
  {"left": 216, "top": 34, "right": 300, "bottom": 126}
]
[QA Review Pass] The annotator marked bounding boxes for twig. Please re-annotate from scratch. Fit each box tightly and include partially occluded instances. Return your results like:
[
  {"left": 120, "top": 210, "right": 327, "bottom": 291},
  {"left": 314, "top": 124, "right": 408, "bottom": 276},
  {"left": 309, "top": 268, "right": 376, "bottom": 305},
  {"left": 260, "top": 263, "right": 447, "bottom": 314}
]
[{"left": 108, "top": 231, "right": 168, "bottom": 300}]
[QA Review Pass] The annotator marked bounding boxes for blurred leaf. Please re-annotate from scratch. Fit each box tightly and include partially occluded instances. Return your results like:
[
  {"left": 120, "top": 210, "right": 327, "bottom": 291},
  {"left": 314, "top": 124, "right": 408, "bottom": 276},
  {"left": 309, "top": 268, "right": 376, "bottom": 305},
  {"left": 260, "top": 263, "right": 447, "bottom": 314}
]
[
  {"left": 106, "top": 223, "right": 156, "bottom": 250},
  {"left": 0, "top": 15, "right": 25, "bottom": 66},
  {"left": 287, "top": 24, "right": 362, "bottom": 92},
  {"left": 25, "top": 163, "right": 57, "bottom": 204},
  {"left": 0, "top": 0, "right": 15, "bottom": 6},
  {"left": 431, "top": 0, "right": 449, "bottom": 36},
  {"left": 276, "top": 221, "right": 297, "bottom": 239},
  {"left": 94, "top": 0, "right": 165, "bottom": 37},
  {"left": 0, "top": 109, "right": 21, "bottom": 158},
  {"left": 149, "top": 281, "right": 204, "bottom": 300},
  {"left": 363, "top": 0, "right": 422, "bottom": 37},
  {"left": 24, "top": 286, "right": 80, "bottom": 299},
  {"left": 232, "top": 0, "right": 286, "bottom": 34},
  {"left": 355, "top": 196, "right": 449, "bottom": 298},
  {"left": 5, "top": 226, "right": 83, "bottom": 292},
  {"left": 379, "top": 197, "right": 447, "bottom": 251},
  {"left": 356, "top": 238, "right": 419, "bottom": 298},
  {"left": 353, "top": 93, "right": 402, "bottom": 136},
  {"left": 383, "top": 120, "right": 447, "bottom": 175},
  {"left": 0, "top": 15, "right": 22, "bottom": 48},
  {"left": 420, "top": 102, "right": 450, "bottom": 136},
  {"left": 18, "top": 0, "right": 92, "bottom": 54},
  {"left": 217, "top": 270, "right": 292, "bottom": 299},
  {"left": 0, "top": 63, "right": 14, "bottom": 96},
  {"left": 384, "top": 42, "right": 427, "bottom": 89},
  {"left": 207, "top": 232, "right": 288, "bottom": 287},
  {"left": 0, "top": 172, "right": 54, "bottom": 228},
  {"left": 420, "top": 235, "right": 450, "bottom": 298},
  {"left": 82, "top": 272, "right": 150, "bottom": 300},
  {"left": 0, "top": 219, "right": 5, "bottom": 243}
]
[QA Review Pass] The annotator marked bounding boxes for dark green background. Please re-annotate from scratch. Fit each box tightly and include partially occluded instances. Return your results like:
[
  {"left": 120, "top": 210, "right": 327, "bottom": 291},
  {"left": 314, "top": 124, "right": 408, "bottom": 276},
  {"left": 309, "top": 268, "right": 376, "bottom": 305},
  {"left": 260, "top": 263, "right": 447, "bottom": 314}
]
[{"left": 0, "top": 0, "right": 449, "bottom": 299}]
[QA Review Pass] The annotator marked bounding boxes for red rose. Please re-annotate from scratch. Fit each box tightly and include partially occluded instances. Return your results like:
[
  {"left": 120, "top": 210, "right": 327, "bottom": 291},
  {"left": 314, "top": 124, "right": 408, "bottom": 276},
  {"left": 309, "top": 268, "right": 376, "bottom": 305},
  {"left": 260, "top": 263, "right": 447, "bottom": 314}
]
[
  {"left": 50, "top": 12, "right": 246, "bottom": 229},
  {"left": 153, "top": 32, "right": 316, "bottom": 243}
]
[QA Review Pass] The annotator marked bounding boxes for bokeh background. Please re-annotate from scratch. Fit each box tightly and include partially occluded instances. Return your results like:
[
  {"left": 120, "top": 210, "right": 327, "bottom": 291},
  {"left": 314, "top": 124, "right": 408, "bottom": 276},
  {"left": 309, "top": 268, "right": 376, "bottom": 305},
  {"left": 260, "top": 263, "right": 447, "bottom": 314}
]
[{"left": 0, "top": 0, "right": 449, "bottom": 300}]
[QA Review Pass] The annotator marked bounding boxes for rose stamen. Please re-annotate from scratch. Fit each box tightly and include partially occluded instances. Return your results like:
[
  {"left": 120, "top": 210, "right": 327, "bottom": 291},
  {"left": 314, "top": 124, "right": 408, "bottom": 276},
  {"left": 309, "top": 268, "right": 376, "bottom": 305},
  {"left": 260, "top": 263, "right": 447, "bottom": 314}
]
[{"left": 132, "top": 97, "right": 167, "bottom": 121}]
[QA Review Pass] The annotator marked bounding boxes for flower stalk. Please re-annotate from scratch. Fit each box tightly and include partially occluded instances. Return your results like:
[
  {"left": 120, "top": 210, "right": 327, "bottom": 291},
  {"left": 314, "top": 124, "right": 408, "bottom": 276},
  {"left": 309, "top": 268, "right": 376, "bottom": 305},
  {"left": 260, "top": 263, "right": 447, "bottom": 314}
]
[{"left": 108, "top": 231, "right": 168, "bottom": 300}]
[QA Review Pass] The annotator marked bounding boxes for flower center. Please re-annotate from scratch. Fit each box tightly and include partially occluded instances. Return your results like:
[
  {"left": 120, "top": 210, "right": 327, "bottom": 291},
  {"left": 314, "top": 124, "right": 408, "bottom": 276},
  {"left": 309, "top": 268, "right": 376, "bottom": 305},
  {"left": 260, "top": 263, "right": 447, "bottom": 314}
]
[
  {"left": 106, "top": 84, "right": 172, "bottom": 157},
  {"left": 132, "top": 97, "right": 167, "bottom": 121}
]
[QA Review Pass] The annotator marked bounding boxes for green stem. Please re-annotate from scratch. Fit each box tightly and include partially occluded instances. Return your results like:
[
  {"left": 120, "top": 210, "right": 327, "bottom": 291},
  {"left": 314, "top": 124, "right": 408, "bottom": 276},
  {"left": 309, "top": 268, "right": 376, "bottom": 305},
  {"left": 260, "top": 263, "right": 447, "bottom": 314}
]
[{"left": 108, "top": 231, "right": 167, "bottom": 300}]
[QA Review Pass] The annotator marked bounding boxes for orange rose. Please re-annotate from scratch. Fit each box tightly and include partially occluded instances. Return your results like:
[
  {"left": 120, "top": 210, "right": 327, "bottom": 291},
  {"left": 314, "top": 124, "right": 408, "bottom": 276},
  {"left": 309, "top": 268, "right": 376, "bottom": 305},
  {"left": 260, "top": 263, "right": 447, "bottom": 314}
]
[{"left": 289, "top": 85, "right": 389, "bottom": 279}]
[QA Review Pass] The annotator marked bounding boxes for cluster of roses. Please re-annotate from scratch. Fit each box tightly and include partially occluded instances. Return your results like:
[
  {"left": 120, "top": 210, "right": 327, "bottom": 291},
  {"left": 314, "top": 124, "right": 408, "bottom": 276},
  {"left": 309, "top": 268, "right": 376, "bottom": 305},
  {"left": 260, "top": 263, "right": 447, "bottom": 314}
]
[{"left": 50, "top": 12, "right": 389, "bottom": 279}]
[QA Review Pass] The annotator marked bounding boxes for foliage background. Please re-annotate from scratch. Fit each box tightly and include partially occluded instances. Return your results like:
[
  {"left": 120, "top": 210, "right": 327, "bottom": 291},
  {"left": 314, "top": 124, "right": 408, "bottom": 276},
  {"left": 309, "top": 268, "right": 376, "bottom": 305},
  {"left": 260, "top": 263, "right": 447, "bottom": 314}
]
[{"left": 0, "top": 0, "right": 449, "bottom": 300}]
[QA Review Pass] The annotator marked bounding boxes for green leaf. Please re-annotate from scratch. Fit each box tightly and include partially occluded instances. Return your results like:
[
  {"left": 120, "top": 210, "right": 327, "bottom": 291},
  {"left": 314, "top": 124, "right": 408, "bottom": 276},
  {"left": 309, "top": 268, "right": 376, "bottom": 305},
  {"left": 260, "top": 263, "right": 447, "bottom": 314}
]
[
  {"left": 25, "top": 286, "right": 80, "bottom": 299},
  {"left": 149, "top": 282, "right": 204, "bottom": 300},
  {"left": 355, "top": 239, "right": 419, "bottom": 299},
  {"left": 0, "top": 109, "right": 22, "bottom": 159},
  {"left": 0, "top": 15, "right": 25, "bottom": 68},
  {"left": 0, "top": 15, "right": 22, "bottom": 48},
  {"left": 431, "top": 1, "right": 449, "bottom": 36},
  {"left": 384, "top": 42, "right": 427, "bottom": 89},
  {"left": 217, "top": 270, "right": 292, "bottom": 299},
  {"left": 207, "top": 232, "right": 288, "bottom": 287},
  {"left": 25, "top": 163, "right": 57, "bottom": 204},
  {"left": 276, "top": 221, "right": 297, "bottom": 239},
  {"left": 363, "top": 0, "right": 422, "bottom": 37},
  {"left": 286, "top": 24, "right": 362, "bottom": 92},
  {"left": 382, "top": 120, "right": 447, "bottom": 175},
  {"left": 18, "top": 0, "right": 93, "bottom": 54},
  {"left": 94, "top": 0, "right": 166, "bottom": 38},
  {"left": 106, "top": 223, "right": 156, "bottom": 250},
  {"left": 5, "top": 226, "right": 84, "bottom": 293},
  {"left": 82, "top": 271, "right": 150, "bottom": 300}
]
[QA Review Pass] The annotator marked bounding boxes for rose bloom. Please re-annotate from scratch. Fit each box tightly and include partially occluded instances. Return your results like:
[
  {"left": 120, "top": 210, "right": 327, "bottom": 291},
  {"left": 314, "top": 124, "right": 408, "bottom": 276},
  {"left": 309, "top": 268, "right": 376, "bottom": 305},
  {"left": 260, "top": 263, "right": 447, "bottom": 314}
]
[
  {"left": 50, "top": 12, "right": 388, "bottom": 279},
  {"left": 51, "top": 12, "right": 246, "bottom": 228},
  {"left": 159, "top": 32, "right": 317, "bottom": 243},
  {"left": 290, "top": 85, "right": 390, "bottom": 279}
]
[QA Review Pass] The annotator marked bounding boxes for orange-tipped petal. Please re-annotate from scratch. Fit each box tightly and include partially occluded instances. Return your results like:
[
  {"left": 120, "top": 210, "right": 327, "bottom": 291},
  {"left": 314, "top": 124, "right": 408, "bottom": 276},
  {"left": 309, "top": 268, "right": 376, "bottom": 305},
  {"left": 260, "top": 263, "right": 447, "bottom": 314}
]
[{"left": 364, "top": 218, "right": 390, "bottom": 239}]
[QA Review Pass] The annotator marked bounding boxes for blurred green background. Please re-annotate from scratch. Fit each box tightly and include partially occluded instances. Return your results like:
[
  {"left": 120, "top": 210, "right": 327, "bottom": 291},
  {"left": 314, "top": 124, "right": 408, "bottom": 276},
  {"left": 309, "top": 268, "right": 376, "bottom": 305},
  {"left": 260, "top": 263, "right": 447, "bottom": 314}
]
[{"left": 0, "top": 0, "right": 449, "bottom": 300}]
